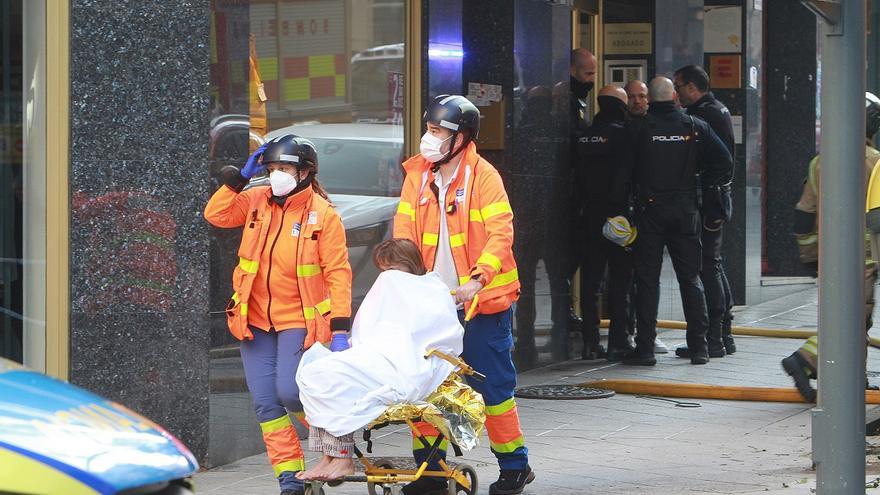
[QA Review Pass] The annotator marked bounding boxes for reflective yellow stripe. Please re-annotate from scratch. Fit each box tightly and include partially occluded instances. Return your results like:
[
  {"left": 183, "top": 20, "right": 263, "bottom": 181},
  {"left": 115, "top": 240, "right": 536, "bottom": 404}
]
[
  {"left": 316, "top": 298, "right": 331, "bottom": 314},
  {"left": 797, "top": 234, "right": 818, "bottom": 245},
  {"left": 481, "top": 202, "right": 513, "bottom": 220},
  {"left": 260, "top": 414, "right": 293, "bottom": 434},
  {"left": 296, "top": 264, "right": 321, "bottom": 277},
  {"left": 486, "top": 397, "right": 516, "bottom": 416},
  {"left": 397, "top": 201, "right": 416, "bottom": 221},
  {"left": 485, "top": 269, "right": 519, "bottom": 290},
  {"left": 801, "top": 336, "right": 819, "bottom": 357},
  {"left": 469, "top": 209, "right": 483, "bottom": 222},
  {"left": 477, "top": 252, "right": 503, "bottom": 272},
  {"left": 304, "top": 298, "right": 332, "bottom": 320},
  {"left": 232, "top": 292, "right": 247, "bottom": 315},
  {"left": 450, "top": 233, "right": 466, "bottom": 248},
  {"left": 273, "top": 459, "right": 305, "bottom": 476},
  {"left": 423, "top": 232, "right": 439, "bottom": 246},
  {"left": 239, "top": 257, "right": 259, "bottom": 274},
  {"left": 459, "top": 275, "right": 471, "bottom": 286},
  {"left": 490, "top": 436, "right": 526, "bottom": 453},
  {"left": 413, "top": 436, "right": 449, "bottom": 450}
]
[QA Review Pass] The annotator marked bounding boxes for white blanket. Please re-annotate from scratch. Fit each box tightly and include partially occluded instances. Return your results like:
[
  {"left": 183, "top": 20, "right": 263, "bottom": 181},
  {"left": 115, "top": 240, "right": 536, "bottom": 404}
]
[{"left": 296, "top": 270, "right": 464, "bottom": 437}]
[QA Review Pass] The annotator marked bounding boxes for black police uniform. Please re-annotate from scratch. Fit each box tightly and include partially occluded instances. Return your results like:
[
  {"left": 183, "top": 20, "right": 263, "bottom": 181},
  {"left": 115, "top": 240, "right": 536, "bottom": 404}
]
[
  {"left": 577, "top": 96, "right": 635, "bottom": 355},
  {"left": 623, "top": 101, "right": 733, "bottom": 361},
  {"left": 686, "top": 92, "right": 736, "bottom": 354}
]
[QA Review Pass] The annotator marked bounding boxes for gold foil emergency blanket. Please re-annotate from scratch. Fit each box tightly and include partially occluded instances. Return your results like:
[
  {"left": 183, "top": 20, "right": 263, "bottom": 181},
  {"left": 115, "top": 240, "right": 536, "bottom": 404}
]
[{"left": 367, "top": 373, "right": 486, "bottom": 450}]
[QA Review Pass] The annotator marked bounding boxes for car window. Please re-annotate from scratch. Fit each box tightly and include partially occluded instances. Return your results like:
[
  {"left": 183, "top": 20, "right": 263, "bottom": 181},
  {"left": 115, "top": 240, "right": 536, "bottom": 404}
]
[{"left": 308, "top": 137, "right": 403, "bottom": 197}]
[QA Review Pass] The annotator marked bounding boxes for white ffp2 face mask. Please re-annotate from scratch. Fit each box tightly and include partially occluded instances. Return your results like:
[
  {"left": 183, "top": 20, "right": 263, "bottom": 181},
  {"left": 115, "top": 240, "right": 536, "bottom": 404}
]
[
  {"left": 419, "top": 132, "right": 452, "bottom": 163},
  {"left": 269, "top": 170, "right": 298, "bottom": 196}
]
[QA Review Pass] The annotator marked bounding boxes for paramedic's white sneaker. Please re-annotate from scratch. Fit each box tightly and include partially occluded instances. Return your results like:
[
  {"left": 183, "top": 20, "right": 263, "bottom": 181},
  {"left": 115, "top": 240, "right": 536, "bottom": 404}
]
[{"left": 654, "top": 337, "right": 669, "bottom": 354}]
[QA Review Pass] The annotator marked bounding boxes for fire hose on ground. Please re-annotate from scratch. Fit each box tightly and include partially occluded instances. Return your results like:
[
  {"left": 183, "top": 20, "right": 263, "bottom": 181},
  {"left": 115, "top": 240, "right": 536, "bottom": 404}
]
[{"left": 579, "top": 319, "right": 880, "bottom": 403}]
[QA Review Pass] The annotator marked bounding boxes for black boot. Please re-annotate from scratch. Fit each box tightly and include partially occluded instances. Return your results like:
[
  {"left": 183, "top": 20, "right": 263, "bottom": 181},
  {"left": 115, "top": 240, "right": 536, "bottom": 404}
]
[
  {"left": 722, "top": 313, "right": 736, "bottom": 354},
  {"left": 402, "top": 477, "right": 448, "bottom": 495},
  {"left": 781, "top": 351, "right": 817, "bottom": 403},
  {"left": 582, "top": 342, "right": 606, "bottom": 360},
  {"left": 706, "top": 317, "right": 726, "bottom": 357},
  {"left": 622, "top": 350, "right": 656, "bottom": 366},
  {"left": 675, "top": 344, "right": 725, "bottom": 359},
  {"left": 489, "top": 465, "right": 535, "bottom": 495},
  {"left": 606, "top": 344, "right": 635, "bottom": 362}
]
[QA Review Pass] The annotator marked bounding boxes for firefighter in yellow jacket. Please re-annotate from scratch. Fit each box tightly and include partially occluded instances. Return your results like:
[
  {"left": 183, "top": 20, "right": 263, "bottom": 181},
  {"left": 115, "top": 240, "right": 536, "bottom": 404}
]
[
  {"left": 394, "top": 95, "right": 533, "bottom": 495},
  {"left": 783, "top": 93, "right": 880, "bottom": 402}
]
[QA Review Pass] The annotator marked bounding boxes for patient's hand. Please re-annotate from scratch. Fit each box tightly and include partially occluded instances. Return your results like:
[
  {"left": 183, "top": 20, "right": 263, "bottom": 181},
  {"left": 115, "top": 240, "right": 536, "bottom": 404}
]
[{"left": 454, "top": 279, "right": 483, "bottom": 304}]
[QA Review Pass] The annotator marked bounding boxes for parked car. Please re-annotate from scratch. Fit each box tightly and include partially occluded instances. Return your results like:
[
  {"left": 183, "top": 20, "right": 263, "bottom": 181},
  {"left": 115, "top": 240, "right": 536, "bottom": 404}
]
[
  {"left": 0, "top": 358, "right": 198, "bottom": 494},
  {"left": 264, "top": 122, "right": 403, "bottom": 308}
]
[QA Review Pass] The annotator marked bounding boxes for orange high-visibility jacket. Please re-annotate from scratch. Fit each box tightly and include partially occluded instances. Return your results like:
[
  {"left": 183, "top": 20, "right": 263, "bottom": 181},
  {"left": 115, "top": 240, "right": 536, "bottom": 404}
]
[
  {"left": 393, "top": 142, "right": 520, "bottom": 315},
  {"left": 205, "top": 184, "right": 352, "bottom": 348}
]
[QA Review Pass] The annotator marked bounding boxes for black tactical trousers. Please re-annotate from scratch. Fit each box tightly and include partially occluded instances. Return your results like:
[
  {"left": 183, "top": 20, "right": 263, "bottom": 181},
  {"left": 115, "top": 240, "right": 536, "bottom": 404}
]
[
  {"left": 633, "top": 229, "right": 709, "bottom": 356},
  {"left": 700, "top": 225, "right": 734, "bottom": 321},
  {"left": 580, "top": 235, "right": 634, "bottom": 348}
]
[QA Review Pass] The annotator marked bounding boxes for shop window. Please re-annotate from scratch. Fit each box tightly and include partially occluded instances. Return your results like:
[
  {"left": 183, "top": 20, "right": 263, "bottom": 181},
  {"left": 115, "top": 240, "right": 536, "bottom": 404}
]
[{"left": 207, "top": 0, "right": 407, "bottom": 466}]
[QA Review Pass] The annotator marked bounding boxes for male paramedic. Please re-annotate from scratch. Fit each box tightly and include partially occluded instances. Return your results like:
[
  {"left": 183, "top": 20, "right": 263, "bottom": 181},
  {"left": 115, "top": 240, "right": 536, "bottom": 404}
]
[{"left": 394, "top": 94, "right": 534, "bottom": 495}]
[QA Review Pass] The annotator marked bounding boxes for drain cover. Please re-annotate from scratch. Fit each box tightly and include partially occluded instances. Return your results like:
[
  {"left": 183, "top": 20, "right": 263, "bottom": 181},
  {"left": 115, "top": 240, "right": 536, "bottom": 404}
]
[
  {"left": 514, "top": 385, "right": 615, "bottom": 400},
  {"left": 869, "top": 371, "right": 880, "bottom": 378}
]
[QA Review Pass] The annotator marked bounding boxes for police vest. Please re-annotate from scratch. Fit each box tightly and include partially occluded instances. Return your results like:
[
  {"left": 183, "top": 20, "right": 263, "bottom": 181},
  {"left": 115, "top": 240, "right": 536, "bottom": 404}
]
[{"left": 637, "top": 113, "right": 701, "bottom": 199}]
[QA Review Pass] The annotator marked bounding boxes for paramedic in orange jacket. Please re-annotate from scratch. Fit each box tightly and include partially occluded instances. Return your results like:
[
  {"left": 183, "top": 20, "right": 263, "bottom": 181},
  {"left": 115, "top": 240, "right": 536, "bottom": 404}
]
[
  {"left": 205, "top": 135, "right": 352, "bottom": 495},
  {"left": 395, "top": 95, "right": 534, "bottom": 495}
]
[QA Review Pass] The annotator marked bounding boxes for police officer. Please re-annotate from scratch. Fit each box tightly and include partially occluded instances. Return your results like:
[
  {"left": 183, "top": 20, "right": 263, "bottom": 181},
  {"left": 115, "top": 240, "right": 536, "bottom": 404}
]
[
  {"left": 618, "top": 77, "right": 733, "bottom": 366},
  {"left": 673, "top": 65, "right": 737, "bottom": 358},
  {"left": 625, "top": 79, "right": 649, "bottom": 118},
  {"left": 577, "top": 86, "right": 637, "bottom": 361},
  {"left": 782, "top": 93, "right": 880, "bottom": 402},
  {"left": 570, "top": 48, "right": 597, "bottom": 131}
]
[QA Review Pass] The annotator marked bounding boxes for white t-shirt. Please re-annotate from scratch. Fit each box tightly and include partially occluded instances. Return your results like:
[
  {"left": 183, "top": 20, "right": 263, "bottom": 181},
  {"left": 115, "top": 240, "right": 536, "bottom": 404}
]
[{"left": 433, "top": 166, "right": 460, "bottom": 292}]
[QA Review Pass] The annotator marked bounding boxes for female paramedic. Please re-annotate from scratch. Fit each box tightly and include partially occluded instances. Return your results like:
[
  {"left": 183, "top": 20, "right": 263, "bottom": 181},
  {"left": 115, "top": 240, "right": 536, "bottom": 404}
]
[{"left": 204, "top": 135, "right": 353, "bottom": 495}]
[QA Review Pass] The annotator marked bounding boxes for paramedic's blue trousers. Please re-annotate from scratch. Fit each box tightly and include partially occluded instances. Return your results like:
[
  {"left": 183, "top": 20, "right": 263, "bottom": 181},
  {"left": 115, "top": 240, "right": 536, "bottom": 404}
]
[
  {"left": 413, "top": 309, "right": 529, "bottom": 470},
  {"left": 241, "top": 327, "right": 308, "bottom": 491}
]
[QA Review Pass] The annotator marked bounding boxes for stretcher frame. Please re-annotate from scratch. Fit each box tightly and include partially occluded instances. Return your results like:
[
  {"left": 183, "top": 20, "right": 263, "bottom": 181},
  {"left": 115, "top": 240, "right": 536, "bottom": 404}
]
[{"left": 308, "top": 349, "right": 481, "bottom": 495}]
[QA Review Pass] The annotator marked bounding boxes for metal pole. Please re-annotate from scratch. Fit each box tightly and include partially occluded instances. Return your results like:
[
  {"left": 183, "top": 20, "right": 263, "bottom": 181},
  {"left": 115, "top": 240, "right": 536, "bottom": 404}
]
[{"left": 814, "top": 1, "right": 868, "bottom": 493}]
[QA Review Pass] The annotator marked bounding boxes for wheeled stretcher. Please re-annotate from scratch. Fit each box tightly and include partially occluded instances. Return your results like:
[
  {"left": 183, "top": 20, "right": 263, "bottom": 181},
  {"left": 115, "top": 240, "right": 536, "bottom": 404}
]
[{"left": 305, "top": 349, "right": 486, "bottom": 495}]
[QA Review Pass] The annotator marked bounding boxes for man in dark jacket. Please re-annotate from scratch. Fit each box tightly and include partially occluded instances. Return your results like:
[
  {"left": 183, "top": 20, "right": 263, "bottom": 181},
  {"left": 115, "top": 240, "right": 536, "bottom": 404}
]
[
  {"left": 673, "top": 65, "right": 737, "bottom": 358},
  {"left": 616, "top": 77, "right": 734, "bottom": 366},
  {"left": 577, "top": 85, "right": 635, "bottom": 361}
]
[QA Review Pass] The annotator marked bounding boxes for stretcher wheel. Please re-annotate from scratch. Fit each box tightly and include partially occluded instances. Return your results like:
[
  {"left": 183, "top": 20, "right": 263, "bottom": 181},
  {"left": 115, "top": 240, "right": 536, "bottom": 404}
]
[
  {"left": 305, "top": 482, "right": 325, "bottom": 495},
  {"left": 367, "top": 460, "right": 395, "bottom": 495},
  {"left": 448, "top": 464, "right": 477, "bottom": 495}
]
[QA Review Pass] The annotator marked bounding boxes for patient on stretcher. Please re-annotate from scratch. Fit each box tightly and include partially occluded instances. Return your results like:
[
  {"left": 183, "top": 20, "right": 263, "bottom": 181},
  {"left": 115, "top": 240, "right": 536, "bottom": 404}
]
[{"left": 296, "top": 239, "right": 464, "bottom": 480}]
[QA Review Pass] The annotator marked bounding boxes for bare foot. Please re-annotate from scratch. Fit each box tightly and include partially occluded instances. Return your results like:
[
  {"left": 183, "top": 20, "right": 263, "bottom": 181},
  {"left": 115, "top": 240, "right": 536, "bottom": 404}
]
[
  {"left": 321, "top": 457, "right": 355, "bottom": 480},
  {"left": 296, "top": 455, "right": 333, "bottom": 480}
]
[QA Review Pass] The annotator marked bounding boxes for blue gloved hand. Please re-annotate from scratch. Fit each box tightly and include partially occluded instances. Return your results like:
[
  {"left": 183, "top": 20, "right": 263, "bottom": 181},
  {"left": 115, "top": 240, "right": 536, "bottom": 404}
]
[
  {"left": 240, "top": 143, "right": 270, "bottom": 179},
  {"left": 329, "top": 333, "right": 350, "bottom": 352}
]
